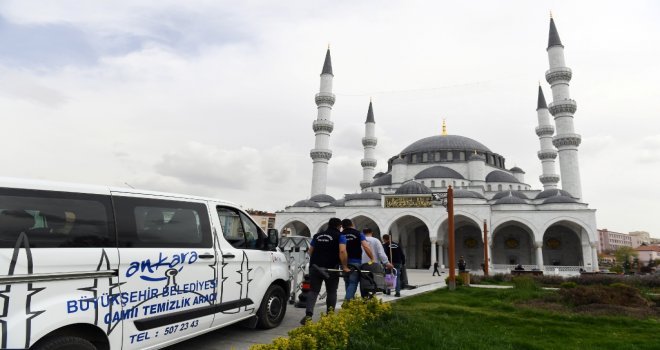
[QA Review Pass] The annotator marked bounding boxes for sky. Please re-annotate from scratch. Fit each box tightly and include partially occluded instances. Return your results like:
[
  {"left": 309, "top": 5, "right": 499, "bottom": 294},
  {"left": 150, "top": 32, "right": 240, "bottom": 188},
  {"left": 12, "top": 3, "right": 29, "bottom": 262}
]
[{"left": 1, "top": 0, "right": 659, "bottom": 236}]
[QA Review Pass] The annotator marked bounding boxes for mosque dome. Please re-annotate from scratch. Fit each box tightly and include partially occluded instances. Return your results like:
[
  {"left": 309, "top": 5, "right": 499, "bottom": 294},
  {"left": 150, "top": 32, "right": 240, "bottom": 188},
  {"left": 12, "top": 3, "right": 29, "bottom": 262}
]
[
  {"left": 401, "top": 135, "right": 491, "bottom": 155},
  {"left": 510, "top": 167, "right": 525, "bottom": 173},
  {"left": 414, "top": 166, "right": 465, "bottom": 180},
  {"left": 330, "top": 198, "right": 345, "bottom": 207},
  {"left": 370, "top": 173, "right": 392, "bottom": 186},
  {"left": 345, "top": 192, "right": 382, "bottom": 201},
  {"left": 453, "top": 189, "right": 486, "bottom": 199},
  {"left": 492, "top": 190, "right": 529, "bottom": 200},
  {"left": 309, "top": 194, "right": 336, "bottom": 203},
  {"left": 542, "top": 195, "right": 578, "bottom": 204},
  {"left": 291, "top": 199, "right": 321, "bottom": 208},
  {"left": 486, "top": 170, "right": 520, "bottom": 183},
  {"left": 494, "top": 196, "right": 528, "bottom": 205},
  {"left": 535, "top": 189, "right": 575, "bottom": 199},
  {"left": 395, "top": 181, "right": 432, "bottom": 195}
]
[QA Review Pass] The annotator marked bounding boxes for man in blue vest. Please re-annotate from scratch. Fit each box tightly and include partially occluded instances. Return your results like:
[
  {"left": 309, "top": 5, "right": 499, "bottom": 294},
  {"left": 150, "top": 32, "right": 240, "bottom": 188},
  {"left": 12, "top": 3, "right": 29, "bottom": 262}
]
[
  {"left": 301, "top": 217, "right": 349, "bottom": 324},
  {"left": 341, "top": 219, "right": 375, "bottom": 301}
]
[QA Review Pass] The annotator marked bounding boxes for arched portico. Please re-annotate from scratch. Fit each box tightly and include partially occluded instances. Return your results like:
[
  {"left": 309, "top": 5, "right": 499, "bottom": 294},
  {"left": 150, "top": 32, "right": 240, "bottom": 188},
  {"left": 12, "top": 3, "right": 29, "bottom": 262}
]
[
  {"left": 281, "top": 220, "right": 312, "bottom": 237},
  {"left": 491, "top": 221, "right": 536, "bottom": 269},
  {"left": 386, "top": 215, "right": 431, "bottom": 269},
  {"left": 351, "top": 214, "right": 381, "bottom": 238},
  {"left": 542, "top": 220, "right": 586, "bottom": 268},
  {"left": 438, "top": 215, "right": 483, "bottom": 270}
]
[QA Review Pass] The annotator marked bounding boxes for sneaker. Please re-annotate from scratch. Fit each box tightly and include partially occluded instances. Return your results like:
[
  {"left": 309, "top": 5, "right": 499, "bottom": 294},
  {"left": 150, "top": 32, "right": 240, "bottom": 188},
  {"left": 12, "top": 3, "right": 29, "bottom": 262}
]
[
  {"left": 394, "top": 292, "right": 401, "bottom": 297},
  {"left": 300, "top": 315, "right": 312, "bottom": 325},
  {"left": 385, "top": 290, "right": 391, "bottom": 295}
]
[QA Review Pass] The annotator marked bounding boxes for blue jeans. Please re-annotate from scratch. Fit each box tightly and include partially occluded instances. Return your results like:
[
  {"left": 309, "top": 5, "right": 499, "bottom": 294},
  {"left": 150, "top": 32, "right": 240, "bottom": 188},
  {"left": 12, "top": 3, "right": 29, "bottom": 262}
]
[{"left": 344, "top": 263, "right": 361, "bottom": 300}]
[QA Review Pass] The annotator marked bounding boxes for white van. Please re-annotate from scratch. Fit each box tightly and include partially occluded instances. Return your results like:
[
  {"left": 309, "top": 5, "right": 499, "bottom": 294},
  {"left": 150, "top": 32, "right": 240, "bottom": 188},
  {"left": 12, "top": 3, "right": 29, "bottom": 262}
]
[{"left": 0, "top": 178, "right": 289, "bottom": 350}]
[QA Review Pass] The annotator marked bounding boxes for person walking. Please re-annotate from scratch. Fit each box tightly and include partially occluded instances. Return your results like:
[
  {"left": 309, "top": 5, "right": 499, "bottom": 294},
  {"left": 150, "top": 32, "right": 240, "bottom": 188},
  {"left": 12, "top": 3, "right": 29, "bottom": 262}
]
[
  {"left": 361, "top": 228, "right": 393, "bottom": 297},
  {"left": 382, "top": 234, "right": 405, "bottom": 297},
  {"left": 302, "top": 217, "right": 349, "bottom": 325},
  {"left": 341, "top": 219, "right": 375, "bottom": 301},
  {"left": 432, "top": 261, "right": 441, "bottom": 276}
]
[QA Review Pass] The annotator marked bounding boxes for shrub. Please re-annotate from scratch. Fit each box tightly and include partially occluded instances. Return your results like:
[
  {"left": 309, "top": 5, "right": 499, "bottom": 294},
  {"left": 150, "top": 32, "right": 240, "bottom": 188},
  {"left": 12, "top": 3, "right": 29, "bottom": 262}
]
[
  {"left": 445, "top": 274, "right": 464, "bottom": 286},
  {"left": 512, "top": 276, "right": 539, "bottom": 290},
  {"left": 559, "top": 285, "right": 651, "bottom": 308},
  {"left": 560, "top": 281, "right": 577, "bottom": 289},
  {"left": 251, "top": 297, "right": 391, "bottom": 350},
  {"left": 533, "top": 275, "right": 565, "bottom": 287}
]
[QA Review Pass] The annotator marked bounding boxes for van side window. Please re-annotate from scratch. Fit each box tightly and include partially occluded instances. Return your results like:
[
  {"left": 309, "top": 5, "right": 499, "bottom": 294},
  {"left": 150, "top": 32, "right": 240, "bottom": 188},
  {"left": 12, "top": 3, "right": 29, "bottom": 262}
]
[
  {"left": 216, "top": 206, "right": 265, "bottom": 250},
  {"left": 114, "top": 196, "right": 212, "bottom": 248},
  {"left": 0, "top": 188, "right": 114, "bottom": 248}
]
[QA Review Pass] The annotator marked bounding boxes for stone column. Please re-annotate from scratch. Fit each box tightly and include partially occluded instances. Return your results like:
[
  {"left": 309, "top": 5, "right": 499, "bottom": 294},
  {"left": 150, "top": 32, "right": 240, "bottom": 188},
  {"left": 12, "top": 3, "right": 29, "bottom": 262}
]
[
  {"left": 430, "top": 239, "right": 438, "bottom": 271},
  {"left": 535, "top": 241, "right": 545, "bottom": 271},
  {"left": 438, "top": 243, "right": 445, "bottom": 268},
  {"left": 590, "top": 242, "right": 600, "bottom": 272}
]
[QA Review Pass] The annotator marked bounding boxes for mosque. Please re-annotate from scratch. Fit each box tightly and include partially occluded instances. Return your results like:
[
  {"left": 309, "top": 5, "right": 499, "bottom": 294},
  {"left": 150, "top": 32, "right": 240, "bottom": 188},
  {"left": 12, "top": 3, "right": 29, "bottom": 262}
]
[{"left": 275, "top": 17, "right": 599, "bottom": 274}]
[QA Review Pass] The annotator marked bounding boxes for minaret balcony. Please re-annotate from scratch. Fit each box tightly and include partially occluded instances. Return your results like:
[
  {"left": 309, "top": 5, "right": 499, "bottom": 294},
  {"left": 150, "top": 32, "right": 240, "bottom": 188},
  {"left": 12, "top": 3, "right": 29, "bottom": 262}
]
[
  {"left": 361, "top": 159, "right": 377, "bottom": 168},
  {"left": 312, "top": 119, "right": 334, "bottom": 134},
  {"left": 539, "top": 174, "right": 560, "bottom": 184},
  {"left": 552, "top": 133, "right": 582, "bottom": 148},
  {"left": 359, "top": 180, "right": 371, "bottom": 189},
  {"left": 548, "top": 99, "right": 577, "bottom": 116},
  {"left": 545, "top": 67, "right": 572, "bottom": 84},
  {"left": 315, "top": 92, "right": 336, "bottom": 106},
  {"left": 310, "top": 149, "right": 333, "bottom": 161},
  {"left": 535, "top": 125, "right": 555, "bottom": 137},
  {"left": 361, "top": 137, "right": 378, "bottom": 147},
  {"left": 537, "top": 150, "right": 558, "bottom": 160}
]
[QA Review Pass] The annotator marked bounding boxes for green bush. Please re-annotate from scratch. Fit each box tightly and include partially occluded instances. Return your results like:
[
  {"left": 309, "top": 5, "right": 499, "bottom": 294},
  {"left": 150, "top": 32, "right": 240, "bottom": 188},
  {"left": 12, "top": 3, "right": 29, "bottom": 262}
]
[
  {"left": 251, "top": 297, "right": 391, "bottom": 350},
  {"left": 560, "top": 281, "right": 577, "bottom": 289},
  {"left": 533, "top": 275, "right": 565, "bottom": 286},
  {"left": 559, "top": 284, "right": 651, "bottom": 308},
  {"left": 512, "top": 276, "right": 539, "bottom": 290},
  {"left": 445, "top": 274, "right": 463, "bottom": 286}
]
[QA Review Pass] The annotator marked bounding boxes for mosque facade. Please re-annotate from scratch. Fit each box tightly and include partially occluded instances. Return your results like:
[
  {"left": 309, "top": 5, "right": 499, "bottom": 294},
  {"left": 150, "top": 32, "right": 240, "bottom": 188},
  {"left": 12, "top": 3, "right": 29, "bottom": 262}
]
[{"left": 275, "top": 18, "right": 599, "bottom": 274}]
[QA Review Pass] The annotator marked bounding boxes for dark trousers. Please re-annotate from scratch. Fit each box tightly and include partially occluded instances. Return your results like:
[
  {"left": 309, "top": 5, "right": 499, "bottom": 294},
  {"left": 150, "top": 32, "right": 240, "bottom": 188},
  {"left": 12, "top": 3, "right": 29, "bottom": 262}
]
[
  {"left": 433, "top": 267, "right": 440, "bottom": 276},
  {"left": 306, "top": 268, "right": 339, "bottom": 316}
]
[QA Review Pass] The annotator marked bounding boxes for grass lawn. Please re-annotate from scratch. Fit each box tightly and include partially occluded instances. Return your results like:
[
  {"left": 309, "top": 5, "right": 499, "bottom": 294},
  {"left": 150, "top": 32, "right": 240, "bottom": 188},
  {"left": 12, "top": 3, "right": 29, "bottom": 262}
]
[{"left": 348, "top": 287, "right": 660, "bottom": 350}]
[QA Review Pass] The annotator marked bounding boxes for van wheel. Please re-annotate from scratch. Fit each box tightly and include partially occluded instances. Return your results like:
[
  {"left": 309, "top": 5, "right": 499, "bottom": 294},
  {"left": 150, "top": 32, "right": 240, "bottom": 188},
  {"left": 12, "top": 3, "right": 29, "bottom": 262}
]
[
  {"left": 33, "top": 336, "right": 96, "bottom": 350},
  {"left": 257, "top": 285, "right": 287, "bottom": 329}
]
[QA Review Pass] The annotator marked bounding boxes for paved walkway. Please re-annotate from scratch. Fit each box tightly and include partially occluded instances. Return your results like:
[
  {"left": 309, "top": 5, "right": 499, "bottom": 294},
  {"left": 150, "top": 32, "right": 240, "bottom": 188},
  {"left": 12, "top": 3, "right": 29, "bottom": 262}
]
[{"left": 166, "top": 269, "right": 446, "bottom": 350}]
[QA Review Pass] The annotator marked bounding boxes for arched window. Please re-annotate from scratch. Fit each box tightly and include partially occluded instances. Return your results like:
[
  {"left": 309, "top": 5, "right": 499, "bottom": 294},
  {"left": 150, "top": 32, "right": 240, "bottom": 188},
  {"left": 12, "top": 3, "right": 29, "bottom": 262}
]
[
  {"left": 441, "top": 180, "right": 446, "bottom": 188},
  {"left": 421, "top": 180, "right": 425, "bottom": 186},
  {"left": 411, "top": 154, "right": 417, "bottom": 163},
  {"left": 509, "top": 185, "right": 513, "bottom": 190},
  {"left": 379, "top": 188, "right": 382, "bottom": 193},
  {"left": 517, "top": 185, "right": 521, "bottom": 190},
  {"left": 487, "top": 185, "right": 492, "bottom": 191},
  {"left": 435, "top": 152, "right": 441, "bottom": 161},
  {"left": 459, "top": 152, "right": 465, "bottom": 161},
  {"left": 431, "top": 180, "right": 435, "bottom": 187},
  {"left": 498, "top": 184, "right": 502, "bottom": 191},
  {"left": 422, "top": 153, "right": 428, "bottom": 162},
  {"left": 447, "top": 152, "right": 454, "bottom": 161}
]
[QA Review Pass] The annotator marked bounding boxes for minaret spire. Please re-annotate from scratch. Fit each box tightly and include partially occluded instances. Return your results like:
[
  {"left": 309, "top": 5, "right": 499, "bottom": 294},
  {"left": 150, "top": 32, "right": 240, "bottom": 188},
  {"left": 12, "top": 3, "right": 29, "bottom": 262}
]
[
  {"left": 545, "top": 16, "right": 582, "bottom": 199},
  {"left": 310, "top": 48, "right": 336, "bottom": 196},
  {"left": 441, "top": 119, "right": 447, "bottom": 136},
  {"left": 360, "top": 100, "right": 378, "bottom": 189},
  {"left": 535, "top": 85, "right": 560, "bottom": 190}
]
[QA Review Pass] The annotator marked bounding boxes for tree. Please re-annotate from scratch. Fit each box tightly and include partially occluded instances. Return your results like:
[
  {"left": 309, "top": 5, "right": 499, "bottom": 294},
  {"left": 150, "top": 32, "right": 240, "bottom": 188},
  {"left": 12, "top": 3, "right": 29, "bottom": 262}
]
[{"left": 614, "top": 247, "right": 638, "bottom": 274}]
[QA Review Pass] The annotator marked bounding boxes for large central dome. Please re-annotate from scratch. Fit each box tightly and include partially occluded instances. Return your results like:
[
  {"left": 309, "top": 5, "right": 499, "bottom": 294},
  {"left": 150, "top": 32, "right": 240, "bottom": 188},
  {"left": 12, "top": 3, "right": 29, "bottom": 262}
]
[{"left": 401, "top": 135, "right": 491, "bottom": 155}]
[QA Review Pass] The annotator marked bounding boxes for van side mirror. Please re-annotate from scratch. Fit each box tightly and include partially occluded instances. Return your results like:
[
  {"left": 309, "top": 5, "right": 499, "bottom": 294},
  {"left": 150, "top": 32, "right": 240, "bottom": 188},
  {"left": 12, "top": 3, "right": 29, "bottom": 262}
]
[{"left": 267, "top": 228, "right": 279, "bottom": 250}]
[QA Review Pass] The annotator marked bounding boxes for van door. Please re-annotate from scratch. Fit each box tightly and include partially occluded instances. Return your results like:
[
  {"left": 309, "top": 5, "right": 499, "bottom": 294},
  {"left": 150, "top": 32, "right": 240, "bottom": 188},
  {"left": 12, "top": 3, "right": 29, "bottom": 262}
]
[
  {"left": 112, "top": 194, "right": 217, "bottom": 350},
  {"left": 0, "top": 188, "right": 122, "bottom": 349},
  {"left": 210, "top": 204, "right": 272, "bottom": 327}
]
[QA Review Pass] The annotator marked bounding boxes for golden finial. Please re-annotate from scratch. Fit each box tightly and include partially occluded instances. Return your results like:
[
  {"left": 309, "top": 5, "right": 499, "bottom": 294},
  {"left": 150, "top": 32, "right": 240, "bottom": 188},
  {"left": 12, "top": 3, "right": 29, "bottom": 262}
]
[
  {"left": 549, "top": 10, "right": 553, "bottom": 19},
  {"left": 370, "top": 96, "right": 372, "bottom": 102},
  {"left": 328, "top": 42, "right": 331, "bottom": 49},
  {"left": 441, "top": 119, "right": 448, "bottom": 136}
]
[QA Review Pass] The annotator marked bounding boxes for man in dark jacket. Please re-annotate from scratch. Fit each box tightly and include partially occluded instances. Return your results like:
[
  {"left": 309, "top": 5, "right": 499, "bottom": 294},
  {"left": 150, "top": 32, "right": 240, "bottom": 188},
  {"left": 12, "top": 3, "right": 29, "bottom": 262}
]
[
  {"left": 302, "top": 217, "right": 349, "bottom": 325},
  {"left": 341, "top": 219, "right": 375, "bottom": 301},
  {"left": 382, "top": 234, "right": 405, "bottom": 297}
]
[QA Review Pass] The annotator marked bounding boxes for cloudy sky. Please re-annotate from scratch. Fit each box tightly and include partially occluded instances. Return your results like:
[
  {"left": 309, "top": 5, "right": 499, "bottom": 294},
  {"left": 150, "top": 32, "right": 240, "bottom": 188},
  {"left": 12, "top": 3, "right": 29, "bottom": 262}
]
[{"left": 1, "top": 0, "right": 659, "bottom": 236}]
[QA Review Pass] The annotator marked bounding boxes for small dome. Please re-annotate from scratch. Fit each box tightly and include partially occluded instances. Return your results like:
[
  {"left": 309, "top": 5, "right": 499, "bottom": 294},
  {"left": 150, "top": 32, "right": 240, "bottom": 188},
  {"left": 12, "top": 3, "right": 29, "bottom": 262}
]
[
  {"left": 401, "top": 135, "right": 491, "bottom": 154},
  {"left": 345, "top": 192, "right": 382, "bottom": 201},
  {"left": 494, "top": 196, "right": 528, "bottom": 205},
  {"left": 370, "top": 173, "right": 392, "bottom": 186},
  {"left": 509, "top": 167, "right": 525, "bottom": 173},
  {"left": 535, "top": 189, "right": 574, "bottom": 199},
  {"left": 310, "top": 194, "right": 336, "bottom": 203},
  {"left": 291, "top": 199, "right": 321, "bottom": 208},
  {"left": 395, "top": 181, "right": 432, "bottom": 195},
  {"left": 414, "top": 166, "right": 465, "bottom": 180},
  {"left": 492, "top": 190, "right": 529, "bottom": 200},
  {"left": 393, "top": 157, "right": 406, "bottom": 165},
  {"left": 486, "top": 170, "right": 520, "bottom": 183},
  {"left": 453, "top": 189, "right": 485, "bottom": 199},
  {"left": 542, "top": 195, "right": 578, "bottom": 204},
  {"left": 330, "top": 198, "right": 345, "bottom": 207}
]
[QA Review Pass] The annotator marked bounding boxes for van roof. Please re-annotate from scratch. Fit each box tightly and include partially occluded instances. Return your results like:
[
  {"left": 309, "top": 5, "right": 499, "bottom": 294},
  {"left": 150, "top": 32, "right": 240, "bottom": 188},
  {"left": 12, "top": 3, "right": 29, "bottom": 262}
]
[{"left": 0, "top": 177, "right": 238, "bottom": 207}]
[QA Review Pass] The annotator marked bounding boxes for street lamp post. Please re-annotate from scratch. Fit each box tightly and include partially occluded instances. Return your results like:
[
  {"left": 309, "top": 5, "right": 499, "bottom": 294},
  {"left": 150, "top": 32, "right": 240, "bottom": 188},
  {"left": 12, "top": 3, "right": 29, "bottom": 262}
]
[{"left": 432, "top": 185, "right": 455, "bottom": 290}]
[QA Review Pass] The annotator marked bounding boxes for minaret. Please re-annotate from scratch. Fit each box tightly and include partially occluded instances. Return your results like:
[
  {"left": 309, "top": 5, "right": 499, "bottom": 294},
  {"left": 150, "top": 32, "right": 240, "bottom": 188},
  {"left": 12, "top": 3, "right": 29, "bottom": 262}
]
[
  {"left": 545, "top": 16, "right": 582, "bottom": 199},
  {"left": 535, "top": 85, "right": 560, "bottom": 190},
  {"left": 360, "top": 100, "right": 378, "bottom": 189},
  {"left": 310, "top": 48, "right": 335, "bottom": 197}
]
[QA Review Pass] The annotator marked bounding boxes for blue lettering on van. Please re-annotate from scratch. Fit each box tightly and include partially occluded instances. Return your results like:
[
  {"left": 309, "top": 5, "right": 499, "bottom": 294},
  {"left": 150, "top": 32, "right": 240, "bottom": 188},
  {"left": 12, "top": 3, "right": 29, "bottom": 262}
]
[{"left": 126, "top": 251, "right": 199, "bottom": 281}]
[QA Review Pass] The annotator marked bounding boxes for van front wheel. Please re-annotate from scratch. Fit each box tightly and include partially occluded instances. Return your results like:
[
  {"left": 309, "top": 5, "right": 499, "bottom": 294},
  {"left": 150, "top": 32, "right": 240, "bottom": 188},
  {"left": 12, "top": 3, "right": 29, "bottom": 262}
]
[
  {"left": 33, "top": 336, "right": 96, "bottom": 350},
  {"left": 257, "top": 284, "right": 287, "bottom": 329}
]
